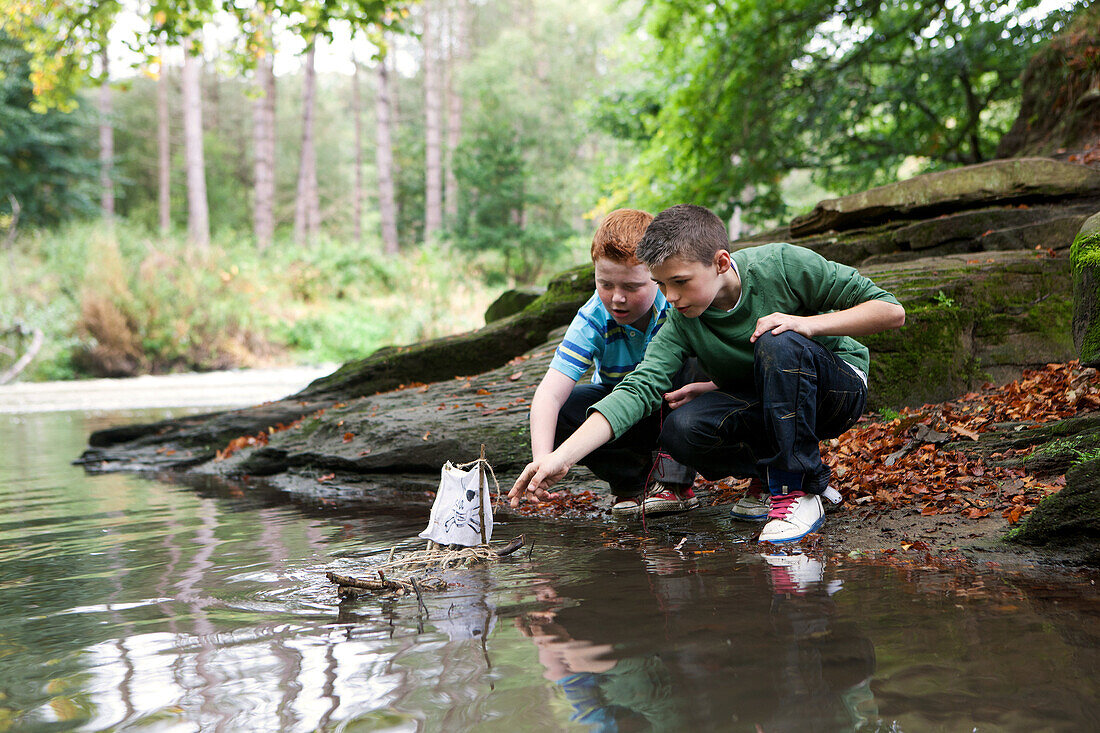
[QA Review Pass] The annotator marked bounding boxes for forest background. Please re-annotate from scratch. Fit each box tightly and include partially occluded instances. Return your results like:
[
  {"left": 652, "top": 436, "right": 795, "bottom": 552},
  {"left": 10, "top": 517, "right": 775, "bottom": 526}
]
[{"left": 0, "top": 0, "right": 1087, "bottom": 382}]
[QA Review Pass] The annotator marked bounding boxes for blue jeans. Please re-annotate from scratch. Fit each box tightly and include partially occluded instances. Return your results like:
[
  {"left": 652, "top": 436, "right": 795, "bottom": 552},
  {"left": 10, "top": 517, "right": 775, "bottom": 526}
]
[
  {"left": 557, "top": 362, "right": 703, "bottom": 498},
  {"left": 658, "top": 332, "right": 866, "bottom": 496}
]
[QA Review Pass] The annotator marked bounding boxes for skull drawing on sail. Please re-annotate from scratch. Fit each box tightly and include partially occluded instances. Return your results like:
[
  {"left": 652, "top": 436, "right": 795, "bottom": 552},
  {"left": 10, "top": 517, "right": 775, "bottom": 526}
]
[{"left": 419, "top": 461, "right": 493, "bottom": 547}]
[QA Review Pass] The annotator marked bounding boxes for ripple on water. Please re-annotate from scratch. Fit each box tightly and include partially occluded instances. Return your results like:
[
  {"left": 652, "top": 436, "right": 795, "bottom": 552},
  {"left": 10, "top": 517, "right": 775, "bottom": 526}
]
[{"left": 2, "top": 411, "right": 1100, "bottom": 731}]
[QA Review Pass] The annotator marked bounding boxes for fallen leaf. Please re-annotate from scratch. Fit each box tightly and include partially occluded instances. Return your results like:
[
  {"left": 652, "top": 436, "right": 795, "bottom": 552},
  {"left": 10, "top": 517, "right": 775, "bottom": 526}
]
[
  {"left": 343, "top": 432, "right": 354, "bottom": 443},
  {"left": 949, "top": 424, "right": 980, "bottom": 441},
  {"left": 509, "top": 371, "right": 524, "bottom": 381},
  {"left": 317, "top": 473, "right": 335, "bottom": 482}
]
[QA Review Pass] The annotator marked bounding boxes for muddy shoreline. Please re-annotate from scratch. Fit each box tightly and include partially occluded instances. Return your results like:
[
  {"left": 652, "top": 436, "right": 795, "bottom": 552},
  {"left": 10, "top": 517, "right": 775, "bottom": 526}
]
[{"left": 174, "top": 461, "right": 1094, "bottom": 576}]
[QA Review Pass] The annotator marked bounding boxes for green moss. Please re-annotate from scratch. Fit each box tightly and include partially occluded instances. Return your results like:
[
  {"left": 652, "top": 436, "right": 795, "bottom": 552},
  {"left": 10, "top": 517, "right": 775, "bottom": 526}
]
[
  {"left": 866, "top": 302, "right": 972, "bottom": 409},
  {"left": 1071, "top": 230, "right": 1100, "bottom": 271},
  {"left": 1028, "top": 435, "right": 1100, "bottom": 465}
]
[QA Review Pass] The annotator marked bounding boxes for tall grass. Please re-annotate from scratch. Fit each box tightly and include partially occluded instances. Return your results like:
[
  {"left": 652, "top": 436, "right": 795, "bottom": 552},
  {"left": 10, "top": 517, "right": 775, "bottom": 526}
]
[{"left": 0, "top": 218, "right": 581, "bottom": 381}]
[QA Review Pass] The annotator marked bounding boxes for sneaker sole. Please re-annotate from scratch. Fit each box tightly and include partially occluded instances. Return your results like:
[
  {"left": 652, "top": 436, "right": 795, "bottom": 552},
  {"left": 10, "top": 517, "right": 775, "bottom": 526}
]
[
  {"left": 757, "top": 514, "right": 825, "bottom": 544},
  {"left": 611, "top": 506, "right": 641, "bottom": 519},
  {"left": 642, "top": 498, "right": 700, "bottom": 516},
  {"left": 729, "top": 509, "right": 770, "bottom": 522}
]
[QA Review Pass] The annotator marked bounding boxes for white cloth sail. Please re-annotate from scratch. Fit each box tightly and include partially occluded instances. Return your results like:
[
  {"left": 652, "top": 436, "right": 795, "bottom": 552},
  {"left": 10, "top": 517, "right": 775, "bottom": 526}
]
[{"left": 418, "top": 461, "right": 493, "bottom": 547}]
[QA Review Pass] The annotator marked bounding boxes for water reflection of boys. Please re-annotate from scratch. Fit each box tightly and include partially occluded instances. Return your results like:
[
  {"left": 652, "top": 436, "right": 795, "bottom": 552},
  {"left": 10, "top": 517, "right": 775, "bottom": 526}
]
[
  {"left": 516, "top": 582, "right": 682, "bottom": 731},
  {"left": 759, "top": 552, "right": 879, "bottom": 732},
  {"left": 518, "top": 549, "right": 879, "bottom": 731}
]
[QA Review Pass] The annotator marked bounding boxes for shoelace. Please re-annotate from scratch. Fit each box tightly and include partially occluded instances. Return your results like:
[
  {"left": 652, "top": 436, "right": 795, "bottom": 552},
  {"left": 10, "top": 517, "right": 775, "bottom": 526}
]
[{"left": 767, "top": 490, "right": 806, "bottom": 520}]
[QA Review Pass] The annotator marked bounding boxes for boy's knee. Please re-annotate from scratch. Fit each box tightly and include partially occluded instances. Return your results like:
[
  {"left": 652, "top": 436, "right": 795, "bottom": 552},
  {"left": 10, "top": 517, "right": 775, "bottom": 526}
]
[
  {"left": 660, "top": 404, "right": 711, "bottom": 453},
  {"left": 753, "top": 330, "right": 803, "bottom": 352},
  {"left": 754, "top": 330, "right": 809, "bottom": 370}
]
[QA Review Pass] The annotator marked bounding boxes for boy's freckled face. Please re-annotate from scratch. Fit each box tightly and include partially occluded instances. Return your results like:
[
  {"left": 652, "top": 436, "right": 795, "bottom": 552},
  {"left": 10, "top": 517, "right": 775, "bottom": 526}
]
[
  {"left": 649, "top": 254, "right": 732, "bottom": 318},
  {"left": 593, "top": 258, "right": 659, "bottom": 329}
]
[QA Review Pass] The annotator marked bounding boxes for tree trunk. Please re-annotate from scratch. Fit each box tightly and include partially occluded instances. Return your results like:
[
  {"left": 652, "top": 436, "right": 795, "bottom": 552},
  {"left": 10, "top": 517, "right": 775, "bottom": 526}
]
[
  {"left": 423, "top": 2, "right": 443, "bottom": 243},
  {"left": 157, "top": 37, "right": 171, "bottom": 238},
  {"left": 253, "top": 17, "right": 276, "bottom": 251},
  {"left": 444, "top": 0, "right": 467, "bottom": 223},
  {"left": 98, "top": 47, "right": 114, "bottom": 219},
  {"left": 181, "top": 37, "right": 210, "bottom": 250},
  {"left": 294, "top": 42, "right": 319, "bottom": 247},
  {"left": 376, "top": 53, "right": 399, "bottom": 254},
  {"left": 352, "top": 53, "right": 363, "bottom": 246}
]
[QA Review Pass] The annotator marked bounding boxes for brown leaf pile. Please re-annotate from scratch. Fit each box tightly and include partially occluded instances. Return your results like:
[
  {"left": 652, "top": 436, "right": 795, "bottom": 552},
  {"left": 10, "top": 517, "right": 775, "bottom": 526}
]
[
  {"left": 697, "top": 363, "right": 1099, "bottom": 524},
  {"left": 819, "top": 362, "right": 1096, "bottom": 523},
  {"left": 513, "top": 489, "right": 601, "bottom": 518}
]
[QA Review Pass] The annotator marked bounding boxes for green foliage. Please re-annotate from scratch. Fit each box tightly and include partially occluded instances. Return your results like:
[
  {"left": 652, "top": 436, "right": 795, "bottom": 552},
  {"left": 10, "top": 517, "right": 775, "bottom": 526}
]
[
  {"left": 598, "top": 0, "right": 1084, "bottom": 224},
  {"left": 0, "top": 34, "right": 97, "bottom": 228},
  {"left": 0, "top": 0, "right": 412, "bottom": 112},
  {"left": 0, "top": 0, "right": 119, "bottom": 112},
  {"left": 450, "top": 108, "right": 574, "bottom": 284},
  {"left": 933, "top": 291, "right": 957, "bottom": 309},
  {"left": 1031, "top": 436, "right": 1100, "bottom": 466},
  {"left": 446, "top": 0, "right": 621, "bottom": 283},
  {"left": 0, "top": 218, "right": 504, "bottom": 380},
  {"left": 877, "top": 407, "right": 901, "bottom": 423}
]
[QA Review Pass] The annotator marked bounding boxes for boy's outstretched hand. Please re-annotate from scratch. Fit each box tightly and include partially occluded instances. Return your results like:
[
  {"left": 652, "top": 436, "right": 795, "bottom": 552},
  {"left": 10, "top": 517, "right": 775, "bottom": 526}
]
[
  {"left": 664, "top": 380, "right": 718, "bottom": 409},
  {"left": 508, "top": 454, "right": 570, "bottom": 507}
]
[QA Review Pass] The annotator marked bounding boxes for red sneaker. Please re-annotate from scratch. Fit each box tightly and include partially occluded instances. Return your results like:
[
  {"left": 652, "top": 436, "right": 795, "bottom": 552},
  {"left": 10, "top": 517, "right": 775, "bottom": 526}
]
[{"left": 641, "top": 482, "right": 700, "bottom": 516}]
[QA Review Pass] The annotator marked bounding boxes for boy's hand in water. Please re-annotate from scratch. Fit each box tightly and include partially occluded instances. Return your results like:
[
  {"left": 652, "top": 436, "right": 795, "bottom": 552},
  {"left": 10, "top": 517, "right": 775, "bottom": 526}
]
[{"left": 508, "top": 454, "right": 570, "bottom": 507}]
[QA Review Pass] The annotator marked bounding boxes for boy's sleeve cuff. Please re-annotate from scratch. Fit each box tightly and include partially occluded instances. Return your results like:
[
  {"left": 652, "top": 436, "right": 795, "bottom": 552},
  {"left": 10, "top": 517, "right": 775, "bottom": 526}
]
[{"left": 586, "top": 403, "right": 627, "bottom": 440}]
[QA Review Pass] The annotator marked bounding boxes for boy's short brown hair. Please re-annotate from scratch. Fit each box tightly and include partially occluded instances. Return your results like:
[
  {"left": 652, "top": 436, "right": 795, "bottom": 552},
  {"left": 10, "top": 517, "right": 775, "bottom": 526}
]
[
  {"left": 637, "top": 204, "right": 729, "bottom": 266},
  {"left": 590, "top": 208, "right": 655, "bottom": 264}
]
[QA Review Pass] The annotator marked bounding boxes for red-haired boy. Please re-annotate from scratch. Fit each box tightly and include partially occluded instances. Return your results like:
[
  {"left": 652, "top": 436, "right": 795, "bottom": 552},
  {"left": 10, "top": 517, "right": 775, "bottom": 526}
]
[{"left": 528, "top": 209, "right": 712, "bottom": 518}]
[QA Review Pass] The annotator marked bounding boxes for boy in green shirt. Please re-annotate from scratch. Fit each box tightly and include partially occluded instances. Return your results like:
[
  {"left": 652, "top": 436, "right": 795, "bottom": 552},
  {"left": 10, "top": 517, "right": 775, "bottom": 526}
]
[{"left": 509, "top": 204, "right": 905, "bottom": 543}]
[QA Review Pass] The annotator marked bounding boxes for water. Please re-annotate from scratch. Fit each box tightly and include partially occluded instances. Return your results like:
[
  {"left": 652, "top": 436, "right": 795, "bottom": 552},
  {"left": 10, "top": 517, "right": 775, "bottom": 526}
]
[{"left": 2, "top": 409, "right": 1099, "bottom": 731}]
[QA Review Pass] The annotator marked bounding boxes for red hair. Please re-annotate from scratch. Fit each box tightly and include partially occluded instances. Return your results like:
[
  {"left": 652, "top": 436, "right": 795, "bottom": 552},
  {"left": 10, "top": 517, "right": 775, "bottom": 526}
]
[{"left": 590, "top": 209, "right": 654, "bottom": 264}]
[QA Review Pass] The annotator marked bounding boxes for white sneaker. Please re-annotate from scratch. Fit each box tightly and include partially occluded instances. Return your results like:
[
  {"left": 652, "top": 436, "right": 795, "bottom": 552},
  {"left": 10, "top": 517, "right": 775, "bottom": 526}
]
[
  {"left": 758, "top": 491, "right": 824, "bottom": 543},
  {"left": 730, "top": 479, "right": 770, "bottom": 521}
]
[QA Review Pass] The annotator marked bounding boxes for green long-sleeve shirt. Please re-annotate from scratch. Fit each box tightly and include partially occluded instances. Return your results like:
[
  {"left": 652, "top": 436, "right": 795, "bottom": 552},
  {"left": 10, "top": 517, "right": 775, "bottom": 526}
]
[{"left": 591, "top": 243, "right": 901, "bottom": 439}]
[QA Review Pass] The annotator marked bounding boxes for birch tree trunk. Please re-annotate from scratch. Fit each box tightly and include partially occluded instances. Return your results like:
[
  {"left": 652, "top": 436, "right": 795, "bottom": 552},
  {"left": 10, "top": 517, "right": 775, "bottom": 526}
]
[
  {"left": 253, "top": 16, "right": 276, "bottom": 251},
  {"left": 423, "top": 2, "right": 443, "bottom": 243},
  {"left": 98, "top": 47, "right": 114, "bottom": 219},
  {"left": 444, "top": 0, "right": 467, "bottom": 223},
  {"left": 376, "top": 53, "right": 399, "bottom": 254},
  {"left": 351, "top": 54, "right": 363, "bottom": 246},
  {"left": 181, "top": 37, "right": 210, "bottom": 250},
  {"left": 157, "top": 37, "right": 171, "bottom": 237},
  {"left": 293, "top": 42, "right": 319, "bottom": 247}
]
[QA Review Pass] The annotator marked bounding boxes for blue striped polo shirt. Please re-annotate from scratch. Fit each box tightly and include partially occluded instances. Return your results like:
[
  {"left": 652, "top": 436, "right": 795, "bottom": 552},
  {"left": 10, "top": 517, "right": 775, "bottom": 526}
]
[{"left": 548, "top": 291, "right": 670, "bottom": 385}]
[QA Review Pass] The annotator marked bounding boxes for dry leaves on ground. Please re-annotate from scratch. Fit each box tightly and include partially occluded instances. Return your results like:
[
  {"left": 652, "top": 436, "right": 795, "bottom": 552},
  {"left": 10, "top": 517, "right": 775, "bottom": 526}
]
[{"left": 700, "top": 362, "right": 1098, "bottom": 524}]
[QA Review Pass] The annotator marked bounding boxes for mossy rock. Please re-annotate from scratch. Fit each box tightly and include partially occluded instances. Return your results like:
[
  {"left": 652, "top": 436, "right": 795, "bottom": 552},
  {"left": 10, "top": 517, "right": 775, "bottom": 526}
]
[
  {"left": 1009, "top": 457, "right": 1100, "bottom": 564},
  {"left": 296, "top": 264, "right": 593, "bottom": 400},
  {"left": 484, "top": 287, "right": 546, "bottom": 323},
  {"left": 1071, "top": 212, "right": 1100, "bottom": 367},
  {"left": 861, "top": 252, "right": 1076, "bottom": 408},
  {"left": 790, "top": 158, "right": 1100, "bottom": 237}
]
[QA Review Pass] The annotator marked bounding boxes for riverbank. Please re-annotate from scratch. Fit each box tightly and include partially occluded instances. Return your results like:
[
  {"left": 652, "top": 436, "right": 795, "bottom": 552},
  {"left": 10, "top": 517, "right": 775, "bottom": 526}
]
[{"left": 0, "top": 365, "right": 336, "bottom": 413}]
